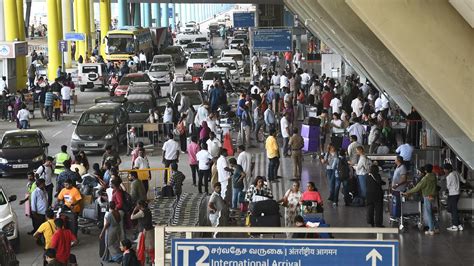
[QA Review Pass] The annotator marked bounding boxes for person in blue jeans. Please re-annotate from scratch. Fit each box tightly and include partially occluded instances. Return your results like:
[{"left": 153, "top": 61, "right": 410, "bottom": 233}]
[
  {"left": 321, "top": 143, "right": 338, "bottom": 204},
  {"left": 228, "top": 158, "right": 246, "bottom": 210},
  {"left": 354, "top": 146, "right": 370, "bottom": 201},
  {"left": 404, "top": 164, "right": 439, "bottom": 235}
]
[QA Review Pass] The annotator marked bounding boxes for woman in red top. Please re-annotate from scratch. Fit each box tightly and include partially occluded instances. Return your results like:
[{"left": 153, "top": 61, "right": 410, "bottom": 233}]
[
  {"left": 300, "top": 182, "right": 323, "bottom": 205},
  {"left": 50, "top": 218, "right": 77, "bottom": 264},
  {"left": 111, "top": 179, "right": 124, "bottom": 211}
]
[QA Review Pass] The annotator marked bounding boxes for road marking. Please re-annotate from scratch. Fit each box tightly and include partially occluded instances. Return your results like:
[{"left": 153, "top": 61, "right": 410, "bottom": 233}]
[{"left": 52, "top": 131, "right": 63, "bottom": 137}]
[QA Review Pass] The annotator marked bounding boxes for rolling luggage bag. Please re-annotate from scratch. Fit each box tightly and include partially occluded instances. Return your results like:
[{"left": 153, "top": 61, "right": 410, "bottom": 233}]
[{"left": 249, "top": 200, "right": 280, "bottom": 216}]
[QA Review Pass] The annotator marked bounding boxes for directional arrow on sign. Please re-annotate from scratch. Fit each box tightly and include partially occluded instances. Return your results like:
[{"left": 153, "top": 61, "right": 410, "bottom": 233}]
[{"left": 366, "top": 249, "right": 382, "bottom": 266}]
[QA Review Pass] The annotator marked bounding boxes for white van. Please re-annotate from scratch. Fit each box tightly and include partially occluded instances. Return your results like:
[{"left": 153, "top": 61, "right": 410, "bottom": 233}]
[
  {"left": 77, "top": 63, "right": 109, "bottom": 92},
  {"left": 220, "top": 49, "right": 244, "bottom": 69}
]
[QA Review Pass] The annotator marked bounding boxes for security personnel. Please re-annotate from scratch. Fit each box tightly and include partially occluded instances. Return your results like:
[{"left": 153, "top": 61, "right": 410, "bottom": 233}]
[
  {"left": 288, "top": 127, "right": 305, "bottom": 179},
  {"left": 54, "top": 145, "right": 70, "bottom": 175}
]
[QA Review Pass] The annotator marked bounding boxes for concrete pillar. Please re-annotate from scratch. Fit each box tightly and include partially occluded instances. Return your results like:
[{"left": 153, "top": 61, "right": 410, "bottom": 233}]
[
  {"left": 117, "top": 0, "right": 128, "bottom": 27},
  {"left": 153, "top": 3, "right": 160, "bottom": 27},
  {"left": 89, "top": 0, "right": 96, "bottom": 49},
  {"left": 45, "top": 0, "right": 61, "bottom": 80},
  {"left": 163, "top": 3, "right": 169, "bottom": 28},
  {"left": 133, "top": 3, "right": 140, "bottom": 27},
  {"left": 77, "top": 0, "right": 89, "bottom": 60},
  {"left": 62, "top": 0, "right": 73, "bottom": 67},
  {"left": 143, "top": 3, "right": 151, "bottom": 27},
  {"left": 15, "top": 0, "right": 27, "bottom": 88},
  {"left": 74, "top": 0, "right": 78, "bottom": 31},
  {"left": 100, "top": 0, "right": 110, "bottom": 57},
  {"left": 0, "top": 0, "right": 5, "bottom": 42}
]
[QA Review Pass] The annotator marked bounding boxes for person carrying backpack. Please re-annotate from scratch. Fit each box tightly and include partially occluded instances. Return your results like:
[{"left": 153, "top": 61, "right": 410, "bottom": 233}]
[{"left": 335, "top": 149, "right": 351, "bottom": 206}]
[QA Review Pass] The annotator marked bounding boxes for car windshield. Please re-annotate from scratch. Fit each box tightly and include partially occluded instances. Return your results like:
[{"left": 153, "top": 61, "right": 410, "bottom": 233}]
[
  {"left": 163, "top": 47, "right": 180, "bottom": 54},
  {"left": 202, "top": 71, "right": 226, "bottom": 80},
  {"left": 216, "top": 62, "right": 237, "bottom": 70},
  {"left": 2, "top": 134, "right": 41, "bottom": 148},
  {"left": 190, "top": 53, "right": 208, "bottom": 59},
  {"left": 186, "top": 24, "right": 195, "bottom": 27},
  {"left": 126, "top": 101, "right": 152, "bottom": 113},
  {"left": 224, "top": 54, "right": 243, "bottom": 61},
  {"left": 186, "top": 43, "right": 202, "bottom": 49},
  {"left": 231, "top": 39, "right": 244, "bottom": 44},
  {"left": 150, "top": 65, "right": 169, "bottom": 72},
  {"left": 119, "top": 75, "right": 150, "bottom": 85},
  {"left": 81, "top": 66, "right": 99, "bottom": 73},
  {"left": 179, "top": 39, "right": 192, "bottom": 45},
  {"left": 79, "top": 112, "right": 115, "bottom": 125},
  {"left": 176, "top": 92, "right": 202, "bottom": 105},
  {"left": 106, "top": 35, "right": 134, "bottom": 54},
  {"left": 195, "top": 37, "right": 207, "bottom": 42},
  {"left": 152, "top": 57, "right": 171, "bottom": 64}
]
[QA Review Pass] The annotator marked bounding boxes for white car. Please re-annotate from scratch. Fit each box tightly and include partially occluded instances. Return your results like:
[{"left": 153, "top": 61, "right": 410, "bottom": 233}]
[
  {"left": 186, "top": 51, "right": 212, "bottom": 70},
  {"left": 216, "top": 58, "right": 240, "bottom": 83},
  {"left": 193, "top": 36, "right": 209, "bottom": 49},
  {"left": 181, "top": 21, "right": 198, "bottom": 33},
  {"left": 220, "top": 49, "right": 245, "bottom": 69},
  {"left": 175, "top": 36, "right": 194, "bottom": 49},
  {"left": 202, "top": 67, "right": 232, "bottom": 92},
  {"left": 184, "top": 42, "right": 204, "bottom": 56},
  {"left": 229, "top": 39, "right": 245, "bottom": 49},
  {"left": 147, "top": 63, "right": 173, "bottom": 85},
  {"left": 0, "top": 186, "right": 19, "bottom": 251}
]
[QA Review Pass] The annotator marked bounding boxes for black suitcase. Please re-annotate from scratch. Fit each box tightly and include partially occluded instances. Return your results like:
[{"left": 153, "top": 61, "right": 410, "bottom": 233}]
[
  {"left": 251, "top": 214, "right": 281, "bottom": 227},
  {"left": 249, "top": 200, "right": 280, "bottom": 216}
]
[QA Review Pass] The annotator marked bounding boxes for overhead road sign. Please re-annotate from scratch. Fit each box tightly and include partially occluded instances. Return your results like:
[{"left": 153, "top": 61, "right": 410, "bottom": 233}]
[
  {"left": 172, "top": 238, "right": 399, "bottom": 266},
  {"left": 233, "top": 12, "right": 255, "bottom": 28},
  {"left": 59, "top": 41, "right": 67, "bottom": 52},
  {"left": 252, "top": 28, "right": 292, "bottom": 52},
  {"left": 64, "top": 32, "right": 85, "bottom": 41}
]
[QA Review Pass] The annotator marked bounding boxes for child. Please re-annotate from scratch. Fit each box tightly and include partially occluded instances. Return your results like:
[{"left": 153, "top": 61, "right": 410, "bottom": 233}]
[{"left": 53, "top": 96, "right": 61, "bottom": 121}]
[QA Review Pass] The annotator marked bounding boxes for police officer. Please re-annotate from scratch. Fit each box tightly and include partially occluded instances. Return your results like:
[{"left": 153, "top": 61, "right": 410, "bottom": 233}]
[{"left": 288, "top": 127, "right": 304, "bottom": 179}]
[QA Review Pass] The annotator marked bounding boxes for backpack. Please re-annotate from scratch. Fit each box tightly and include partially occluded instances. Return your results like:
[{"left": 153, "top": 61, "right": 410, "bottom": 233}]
[
  {"left": 121, "top": 190, "right": 135, "bottom": 213},
  {"left": 337, "top": 157, "right": 350, "bottom": 181}
]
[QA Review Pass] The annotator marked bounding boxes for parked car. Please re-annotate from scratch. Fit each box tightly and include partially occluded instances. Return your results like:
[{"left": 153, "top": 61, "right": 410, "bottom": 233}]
[
  {"left": 173, "top": 90, "right": 203, "bottom": 110},
  {"left": 228, "top": 39, "right": 245, "bottom": 49},
  {"left": 202, "top": 67, "right": 232, "bottom": 92},
  {"left": 114, "top": 73, "right": 151, "bottom": 96},
  {"left": 193, "top": 36, "right": 209, "bottom": 49},
  {"left": 151, "top": 55, "right": 175, "bottom": 71},
  {"left": 170, "top": 81, "right": 200, "bottom": 98},
  {"left": 77, "top": 63, "right": 109, "bottom": 92},
  {"left": 216, "top": 57, "right": 240, "bottom": 84},
  {"left": 184, "top": 42, "right": 204, "bottom": 57},
  {"left": 186, "top": 51, "right": 212, "bottom": 70},
  {"left": 0, "top": 187, "right": 19, "bottom": 253},
  {"left": 162, "top": 46, "right": 186, "bottom": 65},
  {"left": 126, "top": 82, "right": 160, "bottom": 99},
  {"left": 181, "top": 21, "right": 198, "bottom": 33},
  {"left": 0, "top": 129, "right": 49, "bottom": 177},
  {"left": 220, "top": 49, "right": 245, "bottom": 68},
  {"left": 71, "top": 103, "right": 129, "bottom": 153},
  {"left": 125, "top": 94, "right": 156, "bottom": 123},
  {"left": 148, "top": 63, "right": 173, "bottom": 85}
]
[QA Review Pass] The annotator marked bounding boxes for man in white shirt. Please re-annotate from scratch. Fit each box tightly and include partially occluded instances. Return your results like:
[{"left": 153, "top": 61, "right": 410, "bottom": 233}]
[
  {"left": 196, "top": 142, "right": 213, "bottom": 194},
  {"left": 134, "top": 148, "right": 151, "bottom": 192},
  {"left": 36, "top": 156, "right": 54, "bottom": 206},
  {"left": 236, "top": 145, "right": 254, "bottom": 190},
  {"left": 206, "top": 132, "right": 222, "bottom": 158},
  {"left": 139, "top": 51, "right": 147, "bottom": 71},
  {"left": 60, "top": 84, "right": 72, "bottom": 114},
  {"left": 271, "top": 72, "right": 281, "bottom": 87},
  {"left": 194, "top": 104, "right": 209, "bottom": 130},
  {"left": 374, "top": 96, "right": 383, "bottom": 113},
  {"left": 217, "top": 149, "right": 232, "bottom": 204},
  {"left": 280, "top": 113, "right": 290, "bottom": 157},
  {"left": 347, "top": 135, "right": 361, "bottom": 165},
  {"left": 347, "top": 118, "right": 366, "bottom": 145},
  {"left": 17, "top": 104, "right": 30, "bottom": 129},
  {"left": 396, "top": 141, "right": 414, "bottom": 169},
  {"left": 162, "top": 133, "right": 180, "bottom": 184},
  {"left": 300, "top": 69, "right": 311, "bottom": 90},
  {"left": 351, "top": 95, "right": 363, "bottom": 117},
  {"left": 329, "top": 94, "right": 342, "bottom": 115},
  {"left": 280, "top": 73, "right": 289, "bottom": 89},
  {"left": 0, "top": 76, "right": 7, "bottom": 95}
]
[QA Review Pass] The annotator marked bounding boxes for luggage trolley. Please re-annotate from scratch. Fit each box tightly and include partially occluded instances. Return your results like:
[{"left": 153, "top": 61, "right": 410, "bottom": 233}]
[{"left": 398, "top": 194, "right": 423, "bottom": 231}]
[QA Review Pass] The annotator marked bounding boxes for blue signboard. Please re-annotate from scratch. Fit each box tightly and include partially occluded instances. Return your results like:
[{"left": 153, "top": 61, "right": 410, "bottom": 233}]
[
  {"left": 233, "top": 12, "right": 255, "bottom": 28},
  {"left": 64, "top": 32, "right": 85, "bottom": 41},
  {"left": 172, "top": 238, "right": 399, "bottom": 266},
  {"left": 168, "top": 7, "right": 174, "bottom": 18},
  {"left": 252, "top": 28, "right": 292, "bottom": 52},
  {"left": 58, "top": 40, "right": 67, "bottom": 52}
]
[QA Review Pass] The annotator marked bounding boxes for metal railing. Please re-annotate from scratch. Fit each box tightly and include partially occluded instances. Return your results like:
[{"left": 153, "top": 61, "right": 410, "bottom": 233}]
[{"left": 154, "top": 226, "right": 398, "bottom": 265}]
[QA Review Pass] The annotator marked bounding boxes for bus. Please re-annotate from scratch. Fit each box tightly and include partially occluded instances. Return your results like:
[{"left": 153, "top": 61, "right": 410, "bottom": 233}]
[{"left": 105, "top": 26, "right": 154, "bottom": 62}]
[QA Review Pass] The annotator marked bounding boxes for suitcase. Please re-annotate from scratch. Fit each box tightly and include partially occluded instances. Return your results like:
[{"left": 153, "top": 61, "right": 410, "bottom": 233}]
[
  {"left": 161, "top": 185, "right": 175, "bottom": 198},
  {"left": 249, "top": 200, "right": 280, "bottom": 216},
  {"left": 342, "top": 135, "right": 351, "bottom": 150},
  {"left": 251, "top": 214, "right": 281, "bottom": 227},
  {"left": 390, "top": 191, "right": 401, "bottom": 218},
  {"left": 301, "top": 125, "right": 319, "bottom": 138}
]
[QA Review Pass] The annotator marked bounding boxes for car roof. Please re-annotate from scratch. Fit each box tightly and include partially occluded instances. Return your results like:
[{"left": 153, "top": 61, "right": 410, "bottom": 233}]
[
  {"left": 124, "top": 73, "right": 146, "bottom": 77},
  {"left": 126, "top": 94, "right": 153, "bottom": 101},
  {"left": 191, "top": 51, "right": 208, "bottom": 55},
  {"left": 221, "top": 49, "right": 243, "bottom": 54},
  {"left": 205, "top": 67, "right": 229, "bottom": 72},
  {"left": 4, "top": 129, "right": 42, "bottom": 135},
  {"left": 217, "top": 58, "right": 237, "bottom": 63},
  {"left": 153, "top": 54, "right": 172, "bottom": 58},
  {"left": 150, "top": 63, "right": 170, "bottom": 67},
  {"left": 88, "top": 103, "right": 122, "bottom": 111}
]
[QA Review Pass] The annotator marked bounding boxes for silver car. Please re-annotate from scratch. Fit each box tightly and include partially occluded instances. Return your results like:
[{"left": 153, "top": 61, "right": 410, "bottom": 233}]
[{"left": 148, "top": 63, "right": 173, "bottom": 85}]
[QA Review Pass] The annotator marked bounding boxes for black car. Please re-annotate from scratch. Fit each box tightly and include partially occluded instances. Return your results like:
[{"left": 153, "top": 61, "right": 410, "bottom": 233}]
[
  {"left": 71, "top": 103, "right": 129, "bottom": 153},
  {"left": 125, "top": 94, "right": 157, "bottom": 123},
  {"left": 162, "top": 46, "right": 186, "bottom": 65},
  {"left": 0, "top": 130, "right": 49, "bottom": 177}
]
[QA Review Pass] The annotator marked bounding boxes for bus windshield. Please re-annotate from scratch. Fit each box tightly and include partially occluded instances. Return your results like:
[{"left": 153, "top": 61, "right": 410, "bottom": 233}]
[{"left": 107, "top": 35, "right": 135, "bottom": 54}]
